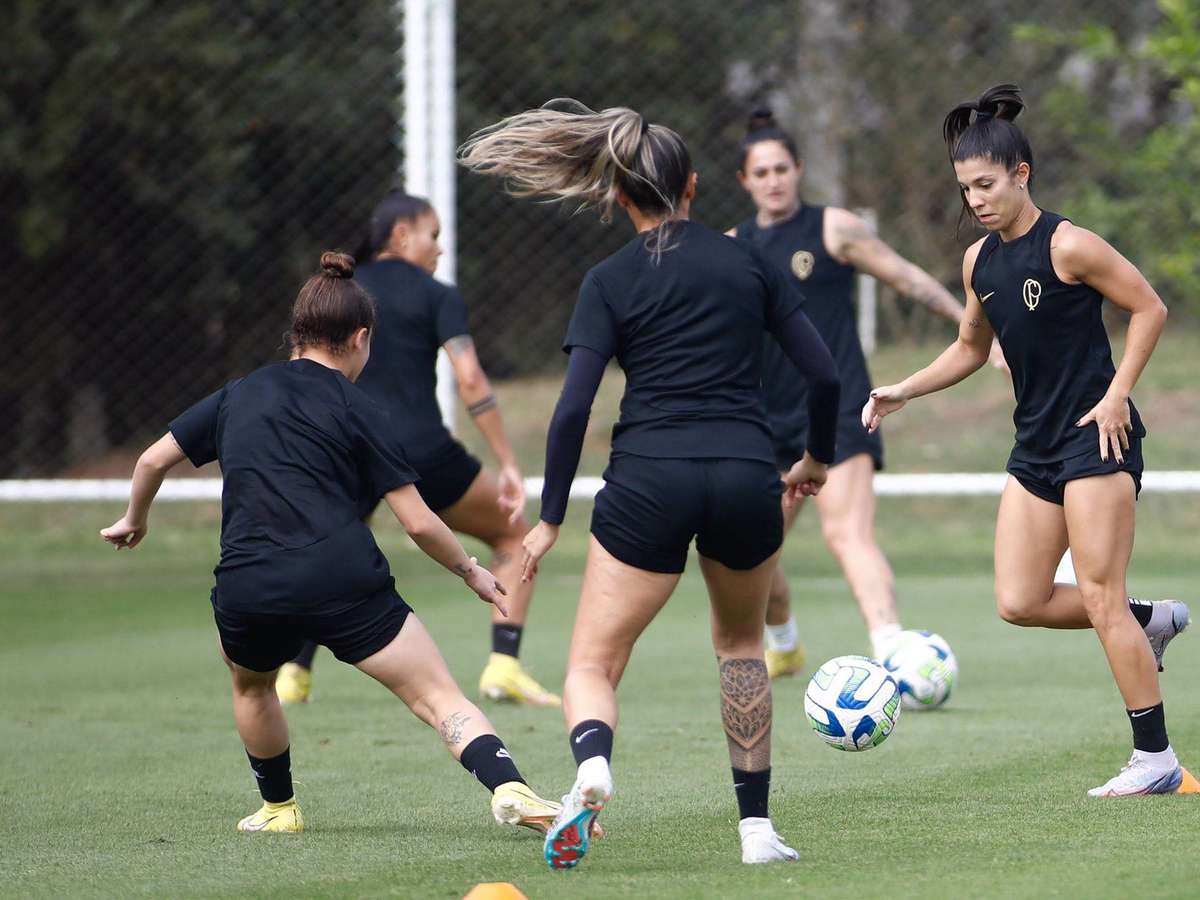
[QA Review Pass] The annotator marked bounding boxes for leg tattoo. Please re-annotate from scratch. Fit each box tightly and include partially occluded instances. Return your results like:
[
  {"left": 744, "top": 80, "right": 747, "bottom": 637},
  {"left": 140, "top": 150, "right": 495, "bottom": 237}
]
[
  {"left": 439, "top": 711, "right": 471, "bottom": 747},
  {"left": 719, "top": 657, "right": 772, "bottom": 771}
]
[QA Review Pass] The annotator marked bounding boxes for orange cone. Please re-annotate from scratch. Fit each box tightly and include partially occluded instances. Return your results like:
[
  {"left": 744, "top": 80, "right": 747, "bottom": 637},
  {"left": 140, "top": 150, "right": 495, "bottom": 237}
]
[
  {"left": 1176, "top": 767, "right": 1200, "bottom": 795},
  {"left": 463, "top": 884, "right": 528, "bottom": 900}
]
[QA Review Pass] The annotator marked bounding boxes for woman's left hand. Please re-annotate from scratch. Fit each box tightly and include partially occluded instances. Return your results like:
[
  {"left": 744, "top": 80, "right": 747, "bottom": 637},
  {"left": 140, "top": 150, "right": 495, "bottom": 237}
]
[
  {"left": 521, "top": 520, "right": 560, "bottom": 582},
  {"left": 1077, "top": 394, "right": 1132, "bottom": 463}
]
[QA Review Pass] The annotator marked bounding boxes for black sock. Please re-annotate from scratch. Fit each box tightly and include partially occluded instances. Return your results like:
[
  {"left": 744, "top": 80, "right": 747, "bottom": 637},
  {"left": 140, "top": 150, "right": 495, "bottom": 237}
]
[
  {"left": 491, "top": 624, "right": 523, "bottom": 659},
  {"left": 459, "top": 734, "right": 524, "bottom": 792},
  {"left": 1128, "top": 597, "right": 1153, "bottom": 629},
  {"left": 569, "top": 719, "right": 614, "bottom": 767},
  {"left": 1128, "top": 702, "right": 1169, "bottom": 753},
  {"left": 247, "top": 747, "right": 293, "bottom": 803},
  {"left": 732, "top": 767, "right": 770, "bottom": 820},
  {"left": 293, "top": 641, "right": 319, "bottom": 671}
]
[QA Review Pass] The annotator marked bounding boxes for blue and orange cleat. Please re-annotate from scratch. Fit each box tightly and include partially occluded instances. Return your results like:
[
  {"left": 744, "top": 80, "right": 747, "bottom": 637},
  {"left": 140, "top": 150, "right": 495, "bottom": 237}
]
[{"left": 544, "top": 779, "right": 610, "bottom": 870}]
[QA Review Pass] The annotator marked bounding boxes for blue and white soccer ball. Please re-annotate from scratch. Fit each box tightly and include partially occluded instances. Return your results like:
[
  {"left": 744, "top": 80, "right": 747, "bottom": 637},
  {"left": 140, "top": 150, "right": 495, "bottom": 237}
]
[
  {"left": 804, "top": 655, "right": 901, "bottom": 751},
  {"left": 881, "top": 630, "right": 958, "bottom": 711}
]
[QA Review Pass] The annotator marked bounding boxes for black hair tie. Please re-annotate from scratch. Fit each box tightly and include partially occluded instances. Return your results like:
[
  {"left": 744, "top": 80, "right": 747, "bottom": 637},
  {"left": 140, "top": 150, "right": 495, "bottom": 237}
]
[{"left": 975, "top": 108, "right": 994, "bottom": 123}]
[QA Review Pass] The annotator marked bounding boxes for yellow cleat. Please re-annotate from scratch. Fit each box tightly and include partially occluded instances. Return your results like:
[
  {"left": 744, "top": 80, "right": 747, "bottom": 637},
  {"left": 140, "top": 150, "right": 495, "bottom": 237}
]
[
  {"left": 479, "top": 653, "right": 561, "bottom": 707},
  {"left": 765, "top": 645, "right": 807, "bottom": 680},
  {"left": 491, "top": 781, "right": 562, "bottom": 835},
  {"left": 275, "top": 663, "right": 311, "bottom": 704},
  {"left": 492, "top": 781, "right": 604, "bottom": 839},
  {"left": 237, "top": 798, "right": 304, "bottom": 833}
]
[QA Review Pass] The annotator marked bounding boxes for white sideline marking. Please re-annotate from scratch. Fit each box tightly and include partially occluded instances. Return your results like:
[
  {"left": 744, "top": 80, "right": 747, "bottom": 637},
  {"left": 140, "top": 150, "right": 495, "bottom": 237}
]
[{"left": 3, "top": 471, "right": 1200, "bottom": 502}]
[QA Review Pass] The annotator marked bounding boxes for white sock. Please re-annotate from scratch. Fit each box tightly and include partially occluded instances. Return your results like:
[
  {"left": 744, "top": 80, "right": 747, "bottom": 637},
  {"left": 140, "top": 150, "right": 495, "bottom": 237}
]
[
  {"left": 738, "top": 816, "right": 774, "bottom": 839},
  {"left": 1133, "top": 746, "right": 1178, "bottom": 770},
  {"left": 869, "top": 623, "right": 903, "bottom": 659},
  {"left": 764, "top": 616, "right": 798, "bottom": 652},
  {"left": 577, "top": 755, "right": 612, "bottom": 791}
]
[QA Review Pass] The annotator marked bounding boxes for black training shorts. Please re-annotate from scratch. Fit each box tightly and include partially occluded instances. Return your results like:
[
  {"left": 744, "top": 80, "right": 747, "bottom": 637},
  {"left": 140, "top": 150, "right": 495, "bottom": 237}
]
[
  {"left": 774, "top": 411, "right": 883, "bottom": 473},
  {"left": 590, "top": 453, "right": 784, "bottom": 574},
  {"left": 414, "top": 440, "right": 483, "bottom": 512},
  {"left": 212, "top": 587, "right": 412, "bottom": 672},
  {"left": 1007, "top": 438, "right": 1144, "bottom": 506}
]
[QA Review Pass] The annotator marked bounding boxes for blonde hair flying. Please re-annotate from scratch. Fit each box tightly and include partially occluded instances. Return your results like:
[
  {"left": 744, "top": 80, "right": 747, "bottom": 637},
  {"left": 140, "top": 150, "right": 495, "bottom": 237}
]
[{"left": 457, "top": 99, "right": 692, "bottom": 226}]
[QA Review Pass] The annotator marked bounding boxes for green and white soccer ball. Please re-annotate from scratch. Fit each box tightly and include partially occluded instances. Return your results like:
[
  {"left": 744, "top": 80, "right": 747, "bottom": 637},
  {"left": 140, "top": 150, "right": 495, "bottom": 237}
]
[
  {"left": 804, "top": 655, "right": 901, "bottom": 751},
  {"left": 881, "top": 630, "right": 958, "bottom": 710}
]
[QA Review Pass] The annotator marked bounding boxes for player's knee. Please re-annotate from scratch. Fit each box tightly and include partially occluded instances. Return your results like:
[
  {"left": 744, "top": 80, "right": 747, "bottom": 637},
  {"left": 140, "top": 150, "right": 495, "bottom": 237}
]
[
  {"left": 1076, "top": 582, "right": 1126, "bottom": 633},
  {"left": 993, "top": 585, "right": 1039, "bottom": 626},
  {"left": 820, "top": 521, "right": 870, "bottom": 560}
]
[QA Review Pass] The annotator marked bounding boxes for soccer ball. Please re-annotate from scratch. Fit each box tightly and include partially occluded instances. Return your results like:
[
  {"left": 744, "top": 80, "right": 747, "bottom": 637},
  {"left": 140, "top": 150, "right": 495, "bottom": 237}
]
[
  {"left": 881, "top": 630, "right": 958, "bottom": 710},
  {"left": 804, "top": 655, "right": 902, "bottom": 751}
]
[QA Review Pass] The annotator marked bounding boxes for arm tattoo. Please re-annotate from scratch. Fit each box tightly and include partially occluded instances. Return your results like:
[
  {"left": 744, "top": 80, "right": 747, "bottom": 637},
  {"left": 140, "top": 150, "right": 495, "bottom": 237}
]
[
  {"left": 719, "top": 657, "right": 772, "bottom": 771},
  {"left": 445, "top": 335, "right": 474, "bottom": 356},
  {"left": 438, "top": 711, "right": 471, "bottom": 746},
  {"left": 968, "top": 317, "right": 984, "bottom": 329},
  {"left": 454, "top": 560, "right": 471, "bottom": 576},
  {"left": 467, "top": 394, "right": 497, "bottom": 417}
]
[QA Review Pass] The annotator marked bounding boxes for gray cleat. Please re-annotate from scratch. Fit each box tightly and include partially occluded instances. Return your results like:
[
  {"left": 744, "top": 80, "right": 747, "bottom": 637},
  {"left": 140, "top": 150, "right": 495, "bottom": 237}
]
[{"left": 1145, "top": 599, "right": 1190, "bottom": 672}]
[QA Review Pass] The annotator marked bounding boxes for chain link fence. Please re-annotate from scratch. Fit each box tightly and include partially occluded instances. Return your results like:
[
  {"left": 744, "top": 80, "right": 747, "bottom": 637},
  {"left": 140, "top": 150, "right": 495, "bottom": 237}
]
[{"left": 5, "top": 0, "right": 1196, "bottom": 476}]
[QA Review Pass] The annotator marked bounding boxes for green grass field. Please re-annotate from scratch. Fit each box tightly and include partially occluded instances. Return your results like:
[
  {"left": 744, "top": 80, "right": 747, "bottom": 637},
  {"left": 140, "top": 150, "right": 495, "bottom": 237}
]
[{"left": 3, "top": 492, "right": 1199, "bottom": 898}]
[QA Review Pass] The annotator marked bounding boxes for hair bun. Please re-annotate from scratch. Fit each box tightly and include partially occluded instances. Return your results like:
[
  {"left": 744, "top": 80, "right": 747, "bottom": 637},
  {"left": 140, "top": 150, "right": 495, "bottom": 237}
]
[
  {"left": 320, "top": 251, "right": 355, "bottom": 279},
  {"left": 747, "top": 107, "right": 776, "bottom": 133},
  {"left": 976, "top": 83, "right": 1024, "bottom": 122}
]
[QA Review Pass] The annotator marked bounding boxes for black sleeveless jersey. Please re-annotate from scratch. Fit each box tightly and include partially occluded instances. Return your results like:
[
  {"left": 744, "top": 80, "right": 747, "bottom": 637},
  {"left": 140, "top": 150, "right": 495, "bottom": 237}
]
[
  {"left": 736, "top": 205, "right": 871, "bottom": 452},
  {"left": 970, "top": 210, "right": 1145, "bottom": 462}
]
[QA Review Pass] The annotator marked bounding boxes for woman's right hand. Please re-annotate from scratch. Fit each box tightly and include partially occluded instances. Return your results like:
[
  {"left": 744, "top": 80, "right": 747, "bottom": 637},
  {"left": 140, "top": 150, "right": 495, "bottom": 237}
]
[
  {"left": 462, "top": 557, "right": 509, "bottom": 616},
  {"left": 100, "top": 515, "right": 148, "bottom": 549},
  {"left": 782, "top": 452, "right": 828, "bottom": 506},
  {"left": 861, "top": 383, "right": 908, "bottom": 433}
]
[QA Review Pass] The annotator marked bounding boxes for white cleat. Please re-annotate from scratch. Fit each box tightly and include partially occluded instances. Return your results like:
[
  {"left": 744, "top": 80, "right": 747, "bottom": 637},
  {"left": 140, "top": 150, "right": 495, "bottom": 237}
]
[
  {"left": 543, "top": 759, "right": 612, "bottom": 870},
  {"left": 1087, "top": 755, "right": 1183, "bottom": 797},
  {"left": 739, "top": 817, "right": 799, "bottom": 864},
  {"left": 1145, "top": 600, "right": 1190, "bottom": 672}
]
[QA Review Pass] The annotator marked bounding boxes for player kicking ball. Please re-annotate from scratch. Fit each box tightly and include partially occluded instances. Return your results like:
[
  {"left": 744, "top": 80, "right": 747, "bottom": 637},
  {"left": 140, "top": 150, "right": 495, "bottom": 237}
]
[{"left": 101, "top": 252, "right": 561, "bottom": 833}]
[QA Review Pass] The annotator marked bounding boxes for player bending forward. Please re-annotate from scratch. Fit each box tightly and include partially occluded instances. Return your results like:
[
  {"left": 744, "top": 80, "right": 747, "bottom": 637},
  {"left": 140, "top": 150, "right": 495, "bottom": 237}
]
[
  {"left": 102, "top": 252, "right": 561, "bottom": 833},
  {"left": 864, "top": 85, "right": 1192, "bottom": 796}
]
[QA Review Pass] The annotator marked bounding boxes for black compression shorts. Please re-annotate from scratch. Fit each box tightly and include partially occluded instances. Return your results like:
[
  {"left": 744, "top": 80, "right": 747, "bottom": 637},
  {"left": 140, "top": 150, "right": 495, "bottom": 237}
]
[
  {"left": 590, "top": 453, "right": 783, "bottom": 574},
  {"left": 413, "top": 440, "right": 483, "bottom": 512}
]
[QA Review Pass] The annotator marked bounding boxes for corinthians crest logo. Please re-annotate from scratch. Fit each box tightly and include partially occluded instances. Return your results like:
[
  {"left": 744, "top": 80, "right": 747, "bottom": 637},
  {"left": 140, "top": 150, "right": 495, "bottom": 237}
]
[
  {"left": 1022, "top": 278, "right": 1042, "bottom": 311},
  {"left": 791, "top": 250, "right": 815, "bottom": 280}
]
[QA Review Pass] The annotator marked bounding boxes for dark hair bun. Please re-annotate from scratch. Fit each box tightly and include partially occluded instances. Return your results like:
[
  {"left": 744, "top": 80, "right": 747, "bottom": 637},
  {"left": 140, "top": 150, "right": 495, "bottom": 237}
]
[
  {"left": 747, "top": 107, "right": 776, "bottom": 134},
  {"left": 976, "top": 83, "right": 1024, "bottom": 122},
  {"left": 320, "top": 251, "right": 355, "bottom": 279}
]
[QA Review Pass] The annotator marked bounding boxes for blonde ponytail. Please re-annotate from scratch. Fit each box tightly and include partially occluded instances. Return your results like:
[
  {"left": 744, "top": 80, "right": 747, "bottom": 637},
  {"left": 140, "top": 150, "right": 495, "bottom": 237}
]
[{"left": 458, "top": 99, "right": 691, "bottom": 229}]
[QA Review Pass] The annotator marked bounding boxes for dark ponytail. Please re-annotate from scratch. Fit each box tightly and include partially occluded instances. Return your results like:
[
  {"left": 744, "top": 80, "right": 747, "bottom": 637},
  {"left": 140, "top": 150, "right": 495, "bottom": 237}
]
[
  {"left": 287, "top": 251, "right": 376, "bottom": 356},
  {"left": 355, "top": 190, "right": 434, "bottom": 262},
  {"left": 738, "top": 107, "right": 800, "bottom": 170},
  {"left": 943, "top": 84, "right": 1033, "bottom": 230}
]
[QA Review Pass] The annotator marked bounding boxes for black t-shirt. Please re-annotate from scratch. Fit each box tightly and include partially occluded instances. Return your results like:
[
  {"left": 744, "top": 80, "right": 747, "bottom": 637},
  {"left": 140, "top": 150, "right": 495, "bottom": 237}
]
[
  {"left": 169, "top": 359, "right": 419, "bottom": 612},
  {"left": 736, "top": 205, "right": 873, "bottom": 452},
  {"left": 970, "top": 210, "right": 1145, "bottom": 462},
  {"left": 352, "top": 259, "right": 471, "bottom": 467},
  {"left": 562, "top": 220, "right": 805, "bottom": 463}
]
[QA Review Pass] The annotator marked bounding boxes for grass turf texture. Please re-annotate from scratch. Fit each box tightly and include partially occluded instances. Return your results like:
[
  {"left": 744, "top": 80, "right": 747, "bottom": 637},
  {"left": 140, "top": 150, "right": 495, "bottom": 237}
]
[{"left": 3, "top": 496, "right": 1199, "bottom": 898}]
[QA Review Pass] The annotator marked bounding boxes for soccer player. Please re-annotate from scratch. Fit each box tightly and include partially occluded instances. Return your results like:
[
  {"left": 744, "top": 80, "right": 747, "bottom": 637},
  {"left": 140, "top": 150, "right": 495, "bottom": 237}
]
[
  {"left": 460, "top": 100, "right": 841, "bottom": 866},
  {"left": 276, "top": 193, "right": 559, "bottom": 708},
  {"left": 101, "top": 252, "right": 561, "bottom": 833},
  {"left": 730, "top": 109, "right": 1006, "bottom": 676},
  {"left": 863, "top": 84, "right": 1191, "bottom": 796}
]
